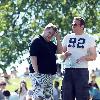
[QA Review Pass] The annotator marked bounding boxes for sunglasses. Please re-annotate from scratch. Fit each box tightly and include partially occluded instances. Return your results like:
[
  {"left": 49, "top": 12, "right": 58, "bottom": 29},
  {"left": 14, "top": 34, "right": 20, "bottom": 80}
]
[
  {"left": 47, "top": 27, "right": 58, "bottom": 32},
  {"left": 0, "top": 83, "right": 6, "bottom": 86},
  {"left": 72, "top": 23, "right": 80, "bottom": 27}
]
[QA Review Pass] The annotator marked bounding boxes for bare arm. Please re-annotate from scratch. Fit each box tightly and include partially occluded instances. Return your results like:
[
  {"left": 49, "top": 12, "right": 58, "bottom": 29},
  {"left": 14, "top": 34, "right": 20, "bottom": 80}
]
[
  {"left": 55, "top": 33, "right": 62, "bottom": 54},
  {"left": 63, "top": 46, "right": 67, "bottom": 53},
  {"left": 58, "top": 46, "right": 71, "bottom": 61},
  {"left": 85, "top": 47, "right": 97, "bottom": 61},
  {"left": 30, "top": 56, "right": 38, "bottom": 73},
  {"left": 76, "top": 46, "right": 97, "bottom": 63}
]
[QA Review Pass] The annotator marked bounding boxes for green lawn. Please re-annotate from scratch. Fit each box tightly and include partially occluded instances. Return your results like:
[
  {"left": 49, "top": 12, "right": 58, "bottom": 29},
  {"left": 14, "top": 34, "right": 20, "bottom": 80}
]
[
  {"left": 6, "top": 77, "right": 32, "bottom": 92},
  {"left": 96, "top": 77, "right": 100, "bottom": 87},
  {"left": 6, "top": 76, "right": 100, "bottom": 92}
]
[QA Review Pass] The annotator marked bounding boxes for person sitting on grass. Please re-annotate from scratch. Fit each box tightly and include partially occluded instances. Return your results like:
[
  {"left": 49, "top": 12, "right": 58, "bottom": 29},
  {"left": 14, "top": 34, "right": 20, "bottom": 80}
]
[
  {"left": 0, "top": 80, "right": 6, "bottom": 100},
  {"left": 89, "top": 73, "right": 100, "bottom": 100},
  {"left": 3, "top": 90, "right": 11, "bottom": 99},
  {"left": 19, "top": 80, "right": 28, "bottom": 100},
  {"left": 53, "top": 81, "right": 61, "bottom": 100}
]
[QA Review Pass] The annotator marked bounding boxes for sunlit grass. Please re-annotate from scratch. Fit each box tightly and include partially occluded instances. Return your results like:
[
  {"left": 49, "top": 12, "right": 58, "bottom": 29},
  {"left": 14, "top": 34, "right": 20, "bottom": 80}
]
[
  {"left": 96, "top": 77, "right": 100, "bottom": 87},
  {"left": 6, "top": 76, "right": 100, "bottom": 92},
  {"left": 6, "top": 77, "right": 32, "bottom": 92}
]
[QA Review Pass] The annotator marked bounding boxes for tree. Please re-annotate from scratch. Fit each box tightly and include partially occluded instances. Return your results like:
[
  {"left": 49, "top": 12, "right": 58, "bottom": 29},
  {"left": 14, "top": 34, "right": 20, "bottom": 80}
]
[{"left": 0, "top": 0, "right": 100, "bottom": 72}]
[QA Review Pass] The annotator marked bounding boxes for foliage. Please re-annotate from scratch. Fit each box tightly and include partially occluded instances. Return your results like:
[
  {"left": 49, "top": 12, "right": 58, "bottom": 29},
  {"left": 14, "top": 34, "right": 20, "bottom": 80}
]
[{"left": 0, "top": 0, "right": 100, "bottom": 71}]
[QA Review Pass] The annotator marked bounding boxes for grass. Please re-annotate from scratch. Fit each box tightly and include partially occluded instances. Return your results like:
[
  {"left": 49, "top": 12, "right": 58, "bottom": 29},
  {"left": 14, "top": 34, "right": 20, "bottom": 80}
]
[
  {"left": 6, "top": 76, "right": 100, "bottom": 92},
  {"left": 6, "top": 77, "right": 32, "bottom": 92},
  {"left": 6, "top": 76, "right": 63, "bottom": 92},
  {"left": 96, "top": 77, "right": 100, "bottom": 87}
]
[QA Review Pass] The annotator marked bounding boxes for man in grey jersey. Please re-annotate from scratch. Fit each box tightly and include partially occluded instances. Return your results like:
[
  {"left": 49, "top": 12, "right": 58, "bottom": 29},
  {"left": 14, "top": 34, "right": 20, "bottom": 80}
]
[{"left": 62, "top": 17, "right": 97, "bottom": 100}]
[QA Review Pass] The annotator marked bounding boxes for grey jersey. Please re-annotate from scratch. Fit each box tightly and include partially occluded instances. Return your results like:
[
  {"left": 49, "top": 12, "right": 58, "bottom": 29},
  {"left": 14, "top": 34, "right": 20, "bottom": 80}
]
[{"left": 62, "top": 33, "right": 96, "bottom": 68}]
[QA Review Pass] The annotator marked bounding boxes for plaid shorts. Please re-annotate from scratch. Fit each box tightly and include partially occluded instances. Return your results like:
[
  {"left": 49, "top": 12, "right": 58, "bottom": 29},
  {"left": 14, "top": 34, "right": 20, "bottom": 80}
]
[{"left": 29, "top": 73, "right": 54, "bottom": 100}]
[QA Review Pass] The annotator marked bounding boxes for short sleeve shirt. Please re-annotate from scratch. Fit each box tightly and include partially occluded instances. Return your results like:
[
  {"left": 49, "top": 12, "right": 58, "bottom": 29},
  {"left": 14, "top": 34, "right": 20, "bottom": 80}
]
[
  {"left": 30, "top": 35, "right": 57, "bottom": 74},
  {"left": 62, "top": 33, "right": 96, "bottom": 68}
]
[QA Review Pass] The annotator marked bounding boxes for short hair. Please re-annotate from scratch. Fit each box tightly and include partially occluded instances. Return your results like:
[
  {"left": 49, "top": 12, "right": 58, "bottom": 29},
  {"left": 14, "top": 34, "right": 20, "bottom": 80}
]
[
  {"left": 91, "top": 73, "right": 96, "bottom": 78},
  {"left": 74, "top": 17, "right": 85, "bottom": 26},
  {"left": 29, "top": 64, "right": 34, "bottom": 73},
  {"left": 54, "top": 81, "right": 59, "bottom": 87},
  {"left": 3, "top": 90, "right": 10, "bottom": 97},
  {"left": 45, "top": 23, "right": 58, "bottom": 32}
]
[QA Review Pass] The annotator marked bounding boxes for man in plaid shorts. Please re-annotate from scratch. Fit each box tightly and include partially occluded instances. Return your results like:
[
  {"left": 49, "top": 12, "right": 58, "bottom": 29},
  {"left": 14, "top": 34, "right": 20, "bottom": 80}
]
[{"left": 29, "top": 23, "right": 62, "bottom": 100}]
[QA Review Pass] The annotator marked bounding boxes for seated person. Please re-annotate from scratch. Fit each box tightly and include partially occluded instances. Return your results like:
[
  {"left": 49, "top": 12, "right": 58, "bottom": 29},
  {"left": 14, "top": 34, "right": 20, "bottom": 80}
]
[
  {"left": 29, "top": 64, "right": 34, "bottom": 73},
  {"left": 0, "top": 80, "right": 6, "bottom": 100},
  {"left": 3, "top": 90, "right": 11, "bottom": 99},
  {"left": 89, "top": 73, "right": 100, "bottom": 100},
  {"left": 53, "top": 81, "right": 61, "bottom": 100}
]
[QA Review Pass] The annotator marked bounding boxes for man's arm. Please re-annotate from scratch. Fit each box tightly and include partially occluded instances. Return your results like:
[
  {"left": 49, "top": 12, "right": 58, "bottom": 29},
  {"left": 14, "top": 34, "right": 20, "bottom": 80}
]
[
  {"left": 30, "top": 56, "right": 38, "bottom": 73},
  {"left": 63, "top": 46, "right": 67, "bottom": 53},
  {"left": 85, "top": 47, "right": 97, "bottom": 61},
  {"left": 55, "top": 33, "right": 62, "bottom": 54},
  {"left": 76, "top": 46, "right": 97, "bottom": 63},
  {"left": 57, "top": 46, "right": 71, "bottom": 61}
]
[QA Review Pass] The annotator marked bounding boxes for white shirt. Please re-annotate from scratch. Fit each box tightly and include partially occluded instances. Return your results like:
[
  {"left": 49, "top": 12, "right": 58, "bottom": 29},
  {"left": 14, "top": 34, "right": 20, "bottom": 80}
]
[
  {"left": 19, "top": 87, "right": 27, "bottom": 100},
  {"left": 62, "top": 33, "right": 96, "bottom": 68},
  {"left": 9, "top": 92, "right": 19, "bottom": 100}
]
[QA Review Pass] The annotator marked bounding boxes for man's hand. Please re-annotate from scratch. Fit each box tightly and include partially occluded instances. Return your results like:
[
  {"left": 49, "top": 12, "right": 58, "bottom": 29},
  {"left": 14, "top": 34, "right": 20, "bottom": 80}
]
[
  {"left": 34, "top": 71, "right": 39, "bottom": 75},
  {"left": 56, "top": 51, "right": 71, "bottom": 61},
  {"left": 54, "top": 32, "right": 62, "bottom": 54},
  {"left": 54, "top": 31, "right": 61, "bottom": 40},
  {"left": 64, "top": 51, "right": 72, "bottom": 57},
  {"left": 76, "top": 56, "right": 86, "bottom": 63}
]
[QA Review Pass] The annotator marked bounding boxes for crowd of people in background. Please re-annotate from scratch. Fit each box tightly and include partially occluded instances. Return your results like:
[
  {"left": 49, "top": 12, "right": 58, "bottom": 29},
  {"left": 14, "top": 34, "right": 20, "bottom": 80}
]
[
  {"left": 0, "top": 59, "right": 100, "bottom": 100},
  {"left": 0, "top": 68, "right": 100, "bottom": 100},
  {"left": 0, "top": 79, "right": 27, "bottom": 100},
  {"left": 0, "top": 73, "right": 62, "bottom": 100}
]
